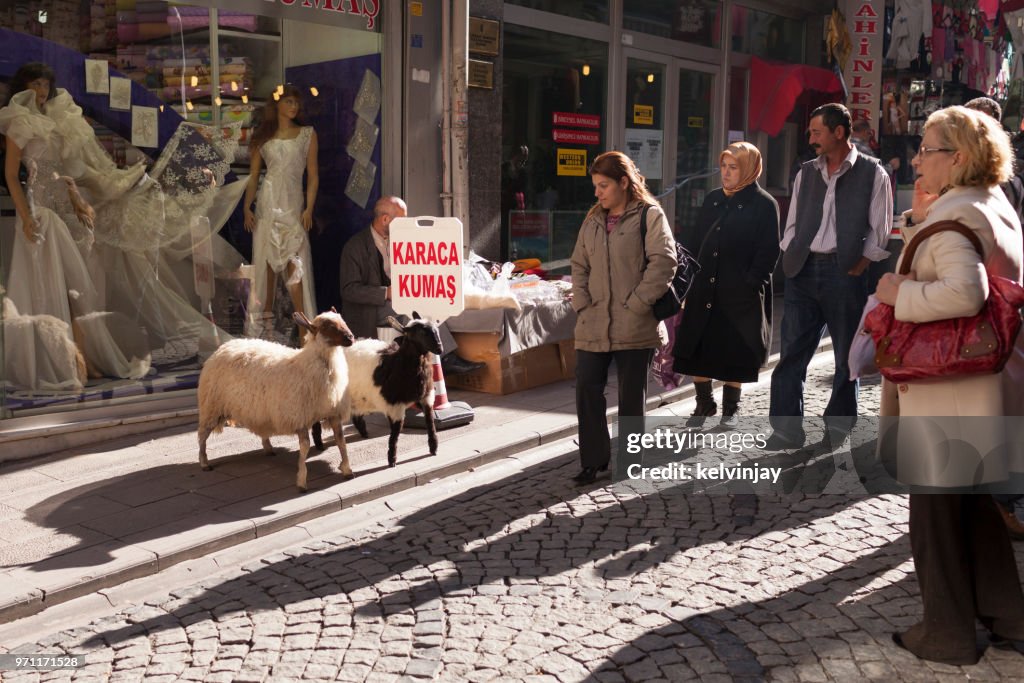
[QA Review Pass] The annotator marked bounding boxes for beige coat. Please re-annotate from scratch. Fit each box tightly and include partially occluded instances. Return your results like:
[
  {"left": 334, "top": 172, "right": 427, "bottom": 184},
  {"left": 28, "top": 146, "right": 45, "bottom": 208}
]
[
  {"left": 880, "top": 185, "right": 1024, "bottom": 486},
  {"left": 571, "top": 200, "right": 676, "bottom": 352}
]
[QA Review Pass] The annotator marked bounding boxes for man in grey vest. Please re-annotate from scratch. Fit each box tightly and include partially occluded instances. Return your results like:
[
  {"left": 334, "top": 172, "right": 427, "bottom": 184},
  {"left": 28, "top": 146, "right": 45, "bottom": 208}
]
[{"left": 766, "top": 103, "right": 893, "bottom": 450}]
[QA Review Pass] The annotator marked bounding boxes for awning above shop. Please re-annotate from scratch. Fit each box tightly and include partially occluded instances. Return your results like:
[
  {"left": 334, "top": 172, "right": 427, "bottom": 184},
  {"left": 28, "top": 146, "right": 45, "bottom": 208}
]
[{"left": 748, "top": 56, "right": 845, "bottom": 137}]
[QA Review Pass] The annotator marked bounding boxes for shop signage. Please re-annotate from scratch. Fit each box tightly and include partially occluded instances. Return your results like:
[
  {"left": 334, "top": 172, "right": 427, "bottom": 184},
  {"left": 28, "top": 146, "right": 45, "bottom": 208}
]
[
  {"left": 552, "top": 129, "right": 600, "bottom": 145},
  {"left": 624, "top": 129, "right": 663, "bottom": 180},
  {"left": 552, "top": 112, "right": 600, "bottom": 128},
  {"left": 468, "top": 60, "right": 493, "bottom": 89},
  {"left": 187, "top": 0, "right": 379, "bottom": 30},
  {"left": 389, "top": 216, "right": 465, "bottom": 320},
  {"left": 633, "top": 104, "right": 654, "bottom": 126},
  {"left": 557, "top": 148, "right": 588, "bottom": 176},
  {"left": 687, "top": 116, "right": 704, "bottom": 128},
  {"left": 469, "top": 17, "right": 500, "bottom": 56},
  {"left": 842, "top": 0, "right": 883, "bottom": 129}
]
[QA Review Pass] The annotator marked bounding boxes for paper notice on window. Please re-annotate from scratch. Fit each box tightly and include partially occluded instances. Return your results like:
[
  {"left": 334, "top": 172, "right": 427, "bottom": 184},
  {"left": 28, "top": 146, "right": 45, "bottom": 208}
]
[
  {"left": 353, "top": 69, "right": 382, "bottom": 124},
  {"left": 624, "top": 128, "right": 663, "bottom": 180},
  {"left": 85, "top": 59, "right": 109, "bottom": 94},
  {"left": 131, "top": 106, "right": 158, "bottom": 148},
  {"left": 109, "top": 77, "right": 132, "bottom": 111},
  {"left": 345, "top": 160, "right": 377, "bottom": 209},
  {"left": 346, "top": 117, "right": 379, "bottom": 167}
]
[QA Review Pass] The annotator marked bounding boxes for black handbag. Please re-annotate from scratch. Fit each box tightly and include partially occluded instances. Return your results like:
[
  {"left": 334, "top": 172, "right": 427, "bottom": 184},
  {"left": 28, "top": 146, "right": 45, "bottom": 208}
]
[{"left": 639, "top": 204, "right": 701, "bottom": 321}]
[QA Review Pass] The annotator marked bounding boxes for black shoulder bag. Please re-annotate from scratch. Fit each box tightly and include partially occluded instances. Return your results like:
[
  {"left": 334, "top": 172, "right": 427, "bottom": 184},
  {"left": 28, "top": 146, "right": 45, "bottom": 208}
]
[{"left": 639, "top": 204, "right": 701, "bottom": 321}]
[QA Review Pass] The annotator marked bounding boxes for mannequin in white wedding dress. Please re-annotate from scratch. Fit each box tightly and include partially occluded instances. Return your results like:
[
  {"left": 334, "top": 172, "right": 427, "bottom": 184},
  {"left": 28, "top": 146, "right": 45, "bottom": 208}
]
[
  {"left": 243, "top": 84, "right": 319, "bottom": 342},
  {"left": 1, "top": 64, "right": 150, "bottom": 387}
]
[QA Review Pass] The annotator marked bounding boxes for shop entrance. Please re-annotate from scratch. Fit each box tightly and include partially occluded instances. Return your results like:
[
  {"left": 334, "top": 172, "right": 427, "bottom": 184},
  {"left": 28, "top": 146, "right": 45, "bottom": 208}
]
[{"left": 618, "top": 50, "right": 717, "bottom": 235}]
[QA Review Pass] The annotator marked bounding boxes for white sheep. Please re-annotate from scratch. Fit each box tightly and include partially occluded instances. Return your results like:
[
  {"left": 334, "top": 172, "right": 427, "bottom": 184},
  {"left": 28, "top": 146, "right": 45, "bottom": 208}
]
[{"left": 197, "top": 310, "right": 355, "bottom": 491}]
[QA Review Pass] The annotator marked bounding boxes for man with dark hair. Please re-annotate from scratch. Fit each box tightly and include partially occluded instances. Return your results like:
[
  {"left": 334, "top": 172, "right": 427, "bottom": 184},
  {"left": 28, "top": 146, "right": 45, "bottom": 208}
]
[
  {"left": 767, "top": 103, "right": 893, "bottom": 450},
  {"left": 964, "top": 96, "right": 1002, "bottom": 121},
  {"left": 850, "top": 119, "right": 900, "bottom": 180}
]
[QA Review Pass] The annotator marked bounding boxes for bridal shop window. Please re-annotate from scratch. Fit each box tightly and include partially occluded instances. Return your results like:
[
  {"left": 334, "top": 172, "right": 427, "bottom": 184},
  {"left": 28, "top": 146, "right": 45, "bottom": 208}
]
[{"left": 0, "top": 1, "right": 384, "bottom": 422}]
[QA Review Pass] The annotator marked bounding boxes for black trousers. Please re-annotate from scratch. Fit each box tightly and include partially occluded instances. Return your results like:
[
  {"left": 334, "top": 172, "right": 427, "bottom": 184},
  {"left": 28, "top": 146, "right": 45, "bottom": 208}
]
[
  {"left": 901, "top": 493, "right": 1024, "bottom": 663},
  {"left": 575, "top": 348, "right": 654, "bottom": 469}
]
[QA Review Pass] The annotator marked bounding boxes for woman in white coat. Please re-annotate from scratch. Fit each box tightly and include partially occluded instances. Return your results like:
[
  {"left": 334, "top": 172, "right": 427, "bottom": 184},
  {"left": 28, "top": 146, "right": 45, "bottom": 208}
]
[{"left": 876, "top": 106, "right": 1024, "bottom": 665}]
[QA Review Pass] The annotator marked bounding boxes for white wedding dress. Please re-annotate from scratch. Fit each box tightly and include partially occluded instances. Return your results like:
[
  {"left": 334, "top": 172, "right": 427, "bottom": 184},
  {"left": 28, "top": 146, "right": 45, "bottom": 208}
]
[
  {"left": 248, "top": 126, "right": 317, "bottom": 328},
  {"left": 0, "top": 88, "right": 247, "bottom": 391}
]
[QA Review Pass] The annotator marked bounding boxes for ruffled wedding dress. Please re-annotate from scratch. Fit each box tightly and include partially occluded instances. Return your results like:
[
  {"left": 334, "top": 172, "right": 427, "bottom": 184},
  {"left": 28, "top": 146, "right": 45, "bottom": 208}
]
[
  {"left": 248, "top": 126, "right": 316, "bottom": 329},
  {"left": 0, "top": 88, "right": 247, "bottom": 391}
]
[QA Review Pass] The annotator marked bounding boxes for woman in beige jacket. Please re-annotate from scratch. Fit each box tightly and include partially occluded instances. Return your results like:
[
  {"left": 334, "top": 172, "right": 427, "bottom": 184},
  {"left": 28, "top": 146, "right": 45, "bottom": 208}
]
[
  {"left": 876, "top": 106, "right": 1024, "bottom": 665},
  {"left": 570, "top": 151, "right": 675, "bottom": 485}
]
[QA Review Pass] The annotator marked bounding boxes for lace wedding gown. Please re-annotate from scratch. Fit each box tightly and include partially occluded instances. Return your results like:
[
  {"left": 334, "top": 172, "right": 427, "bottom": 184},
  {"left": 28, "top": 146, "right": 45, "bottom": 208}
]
[
  {"left": 249, "top": 126, "right": 316, "bottom": 327},
  {"left": 0, "top": 88, "right": 247, "bottom": 391}
]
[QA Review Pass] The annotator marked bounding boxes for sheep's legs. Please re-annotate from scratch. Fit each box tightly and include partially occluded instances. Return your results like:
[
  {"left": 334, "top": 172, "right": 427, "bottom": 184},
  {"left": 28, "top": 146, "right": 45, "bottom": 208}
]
[
  {"left": 331, "top": 417, "right": 353, "bottom": 479},
  {"left": 262, "top": 437, "right": 274, "bottom": 455},
  {"left": 311, "top": 421, "right": 324, "bottom": 450},
  {"left": 198, "top": 424, "right": 213, "bottom": 470},
  {"left": 353, "top": 414, "right": 369, "bottom": 439},
  {"left": 295, "top": 429, "right": 310, "bottom": 492},
  {"left": 419, "top": 400, "right": 438, "bottom": 456},
  {"left": 387, "top": 419, "right": 402, "bottom": 467}
]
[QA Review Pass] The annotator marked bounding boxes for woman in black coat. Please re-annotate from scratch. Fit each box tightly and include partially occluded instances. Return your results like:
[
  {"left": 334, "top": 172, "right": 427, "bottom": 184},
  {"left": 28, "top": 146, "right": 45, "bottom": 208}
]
[{"left": 672, "top": 141, "right": 780, "bottom": 427}]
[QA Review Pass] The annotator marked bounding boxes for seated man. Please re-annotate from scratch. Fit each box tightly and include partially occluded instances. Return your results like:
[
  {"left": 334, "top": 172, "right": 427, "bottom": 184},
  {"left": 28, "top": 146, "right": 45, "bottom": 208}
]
[{"left": 340, "top": 195, "right": 484, "bottom": 375}]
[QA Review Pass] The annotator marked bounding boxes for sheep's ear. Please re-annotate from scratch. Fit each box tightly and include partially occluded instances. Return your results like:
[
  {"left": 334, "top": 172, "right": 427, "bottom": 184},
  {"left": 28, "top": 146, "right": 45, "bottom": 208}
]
[
  {"left": 386, "top": 316, "right": 405, "bottom": 332},
  {"left": 292, "top": 312, "right": 316, "bottom": 335},
  {"left": 412, "top": 310, "right": 422, "bottom": 320},
  {"left": 330, "top": 306, "right": 338, "bottom": 313}
]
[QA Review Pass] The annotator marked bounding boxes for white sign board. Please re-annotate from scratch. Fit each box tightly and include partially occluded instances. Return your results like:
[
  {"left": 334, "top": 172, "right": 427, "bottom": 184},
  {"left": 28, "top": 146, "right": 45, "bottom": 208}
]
[{"left": 389, "top": 216, "right": 464, "bottom": 321}]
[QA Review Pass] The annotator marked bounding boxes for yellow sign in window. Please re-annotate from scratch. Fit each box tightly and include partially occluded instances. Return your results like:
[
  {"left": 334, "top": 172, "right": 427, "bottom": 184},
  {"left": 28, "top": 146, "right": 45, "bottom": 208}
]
[
  {"left": 557, "top": 148, "right": 587, "bottom": 176},
  {"left": 687, "top": 116, "right": 704, "bottom": 128},
  {"left": 633, "top": 104, "right": 654, "bottom": 125}
]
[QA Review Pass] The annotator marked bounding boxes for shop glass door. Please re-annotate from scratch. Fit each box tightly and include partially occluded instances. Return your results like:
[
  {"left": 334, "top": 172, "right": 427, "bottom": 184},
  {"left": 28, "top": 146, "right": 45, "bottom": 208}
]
[
  {"left": 621, "top": 52, "right": 717, "bottom": 234},
  {"left": 624, "top": 56, "right": 667, "bottom": 197},
  {"left": 673, "top": 67, "right": 715, "bottom": 234}
]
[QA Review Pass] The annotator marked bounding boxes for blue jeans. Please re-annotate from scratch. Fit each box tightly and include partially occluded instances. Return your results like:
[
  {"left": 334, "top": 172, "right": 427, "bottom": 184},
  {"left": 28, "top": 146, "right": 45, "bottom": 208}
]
[{"left": 769, "top": 254, "right": 868, "bottom": 442}]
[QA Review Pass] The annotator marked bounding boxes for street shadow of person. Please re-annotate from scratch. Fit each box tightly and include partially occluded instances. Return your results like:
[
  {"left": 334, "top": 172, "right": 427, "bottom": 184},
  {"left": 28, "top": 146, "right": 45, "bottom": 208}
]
[{"left": 68, "top": 448, "right": 885, "bottom": 654}]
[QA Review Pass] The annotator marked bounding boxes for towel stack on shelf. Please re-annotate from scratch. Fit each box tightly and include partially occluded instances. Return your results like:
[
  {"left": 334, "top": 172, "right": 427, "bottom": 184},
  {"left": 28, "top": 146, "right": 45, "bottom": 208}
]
[{"left": 117, "top": 0, "right": 175, "bottom": 43}]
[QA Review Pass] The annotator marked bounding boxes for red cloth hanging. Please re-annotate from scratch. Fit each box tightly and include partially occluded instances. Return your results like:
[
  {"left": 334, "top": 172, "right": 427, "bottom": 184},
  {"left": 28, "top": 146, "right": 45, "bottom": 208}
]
[{"left": 748, "top": 56, "right": 845, "bottom": 137}]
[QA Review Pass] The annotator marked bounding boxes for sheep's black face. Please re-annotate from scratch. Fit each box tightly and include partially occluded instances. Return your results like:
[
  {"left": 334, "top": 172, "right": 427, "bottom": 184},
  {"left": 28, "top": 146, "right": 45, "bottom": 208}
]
[{"left": 404, "top": 320, "right": 443, "bottom": 355}]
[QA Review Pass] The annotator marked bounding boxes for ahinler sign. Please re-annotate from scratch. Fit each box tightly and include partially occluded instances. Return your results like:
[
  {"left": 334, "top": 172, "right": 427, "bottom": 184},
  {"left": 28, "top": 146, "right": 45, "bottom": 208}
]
[{"left": 843, "top": 0, "right": 882, "bottom": 130}]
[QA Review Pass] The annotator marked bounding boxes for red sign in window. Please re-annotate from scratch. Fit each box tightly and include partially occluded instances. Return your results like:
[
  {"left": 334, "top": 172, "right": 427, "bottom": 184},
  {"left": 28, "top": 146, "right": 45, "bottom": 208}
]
[
  {"left": 552, "top": 112, "right": 601, "bottom": 129},
  {"left": 552, "top": 128, "right": 600, "bottom": 145}
]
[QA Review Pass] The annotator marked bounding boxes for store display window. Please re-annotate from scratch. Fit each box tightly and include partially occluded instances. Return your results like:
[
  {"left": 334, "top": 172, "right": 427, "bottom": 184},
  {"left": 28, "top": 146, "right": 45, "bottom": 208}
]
[
  {"left": 0, "top": 1, "right": 383, "bottom": 421},
  {"left": 501, "top": 25, "right": 607, "bottom": 264},
  {"left": 730, "top": 6, "right": 803, "bottom": 64},
  {"left": 623, "top": 0, "right": 721, "bottom": 49}
]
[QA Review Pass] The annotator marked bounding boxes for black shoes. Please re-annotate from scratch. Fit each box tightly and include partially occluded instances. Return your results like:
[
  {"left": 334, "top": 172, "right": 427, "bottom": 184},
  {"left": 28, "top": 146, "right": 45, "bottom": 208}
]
[
  {"left": 441, "top": 352, "right": 486, "bottom": 375},
  {"left": 573, "top": 463, "right": 609, "bottom": 485},
  {"left": 763, "top": 431, "right": 805, "bottom": 451}
]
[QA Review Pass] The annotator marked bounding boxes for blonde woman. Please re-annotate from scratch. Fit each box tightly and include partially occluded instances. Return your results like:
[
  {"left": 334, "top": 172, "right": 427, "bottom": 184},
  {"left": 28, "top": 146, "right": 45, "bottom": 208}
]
[{"left": 876, "top": 106, "right": 1024, "bottom": 664}]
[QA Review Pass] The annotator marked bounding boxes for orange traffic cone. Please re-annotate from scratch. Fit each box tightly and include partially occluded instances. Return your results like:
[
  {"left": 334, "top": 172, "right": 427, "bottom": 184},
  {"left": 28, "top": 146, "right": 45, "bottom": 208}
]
[{"left": 405, "top": 351, "right": 474, "bottom": 430}]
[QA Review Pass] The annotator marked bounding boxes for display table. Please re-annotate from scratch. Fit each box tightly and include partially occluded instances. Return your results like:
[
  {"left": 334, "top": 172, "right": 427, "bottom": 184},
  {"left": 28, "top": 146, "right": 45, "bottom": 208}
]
[{"left": 444, "top": 299, "right": 577, "bottom": 394}]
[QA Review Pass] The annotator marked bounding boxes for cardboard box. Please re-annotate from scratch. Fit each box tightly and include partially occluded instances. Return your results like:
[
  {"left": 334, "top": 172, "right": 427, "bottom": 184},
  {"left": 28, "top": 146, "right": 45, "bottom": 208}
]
[{"left": 446, "top": 332, "right": 575, "bottom": 395}]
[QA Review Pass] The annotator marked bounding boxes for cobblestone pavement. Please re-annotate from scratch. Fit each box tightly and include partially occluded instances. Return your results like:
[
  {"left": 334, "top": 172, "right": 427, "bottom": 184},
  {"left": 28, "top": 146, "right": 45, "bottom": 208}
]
[{"left": 3, "top": 358, "right": 1024, "bottom": 682}]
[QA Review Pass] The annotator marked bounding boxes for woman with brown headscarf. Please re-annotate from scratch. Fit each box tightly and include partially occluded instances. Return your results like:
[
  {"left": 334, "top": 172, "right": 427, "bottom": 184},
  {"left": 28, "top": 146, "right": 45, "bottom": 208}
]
[{"left": 671, "top": 141, "right": 781, "bottom": 427}]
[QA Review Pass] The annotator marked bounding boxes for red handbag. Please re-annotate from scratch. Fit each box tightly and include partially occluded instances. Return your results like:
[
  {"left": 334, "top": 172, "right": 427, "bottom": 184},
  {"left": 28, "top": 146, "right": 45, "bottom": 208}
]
[{"left": 864, "top": 220, "right": 1024, "bottom": 383}]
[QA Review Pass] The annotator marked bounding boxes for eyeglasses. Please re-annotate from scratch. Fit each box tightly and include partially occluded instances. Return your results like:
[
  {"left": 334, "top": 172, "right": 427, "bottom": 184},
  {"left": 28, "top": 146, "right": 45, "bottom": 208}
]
[{"left": 915, "top": 145, "right": 956, "bottom": 158}]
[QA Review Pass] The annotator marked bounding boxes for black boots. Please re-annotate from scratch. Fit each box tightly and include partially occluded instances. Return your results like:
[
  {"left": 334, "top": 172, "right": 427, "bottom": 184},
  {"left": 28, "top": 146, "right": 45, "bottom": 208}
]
[
  {"left": 686, "top": 382, "right": 742, "bottom": 429},
  {"left": 720, "top": 385, "right": 742, "bottom": 428},
  {"left": 685, "top": 381, "right": 716, "bottom": 427}
]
